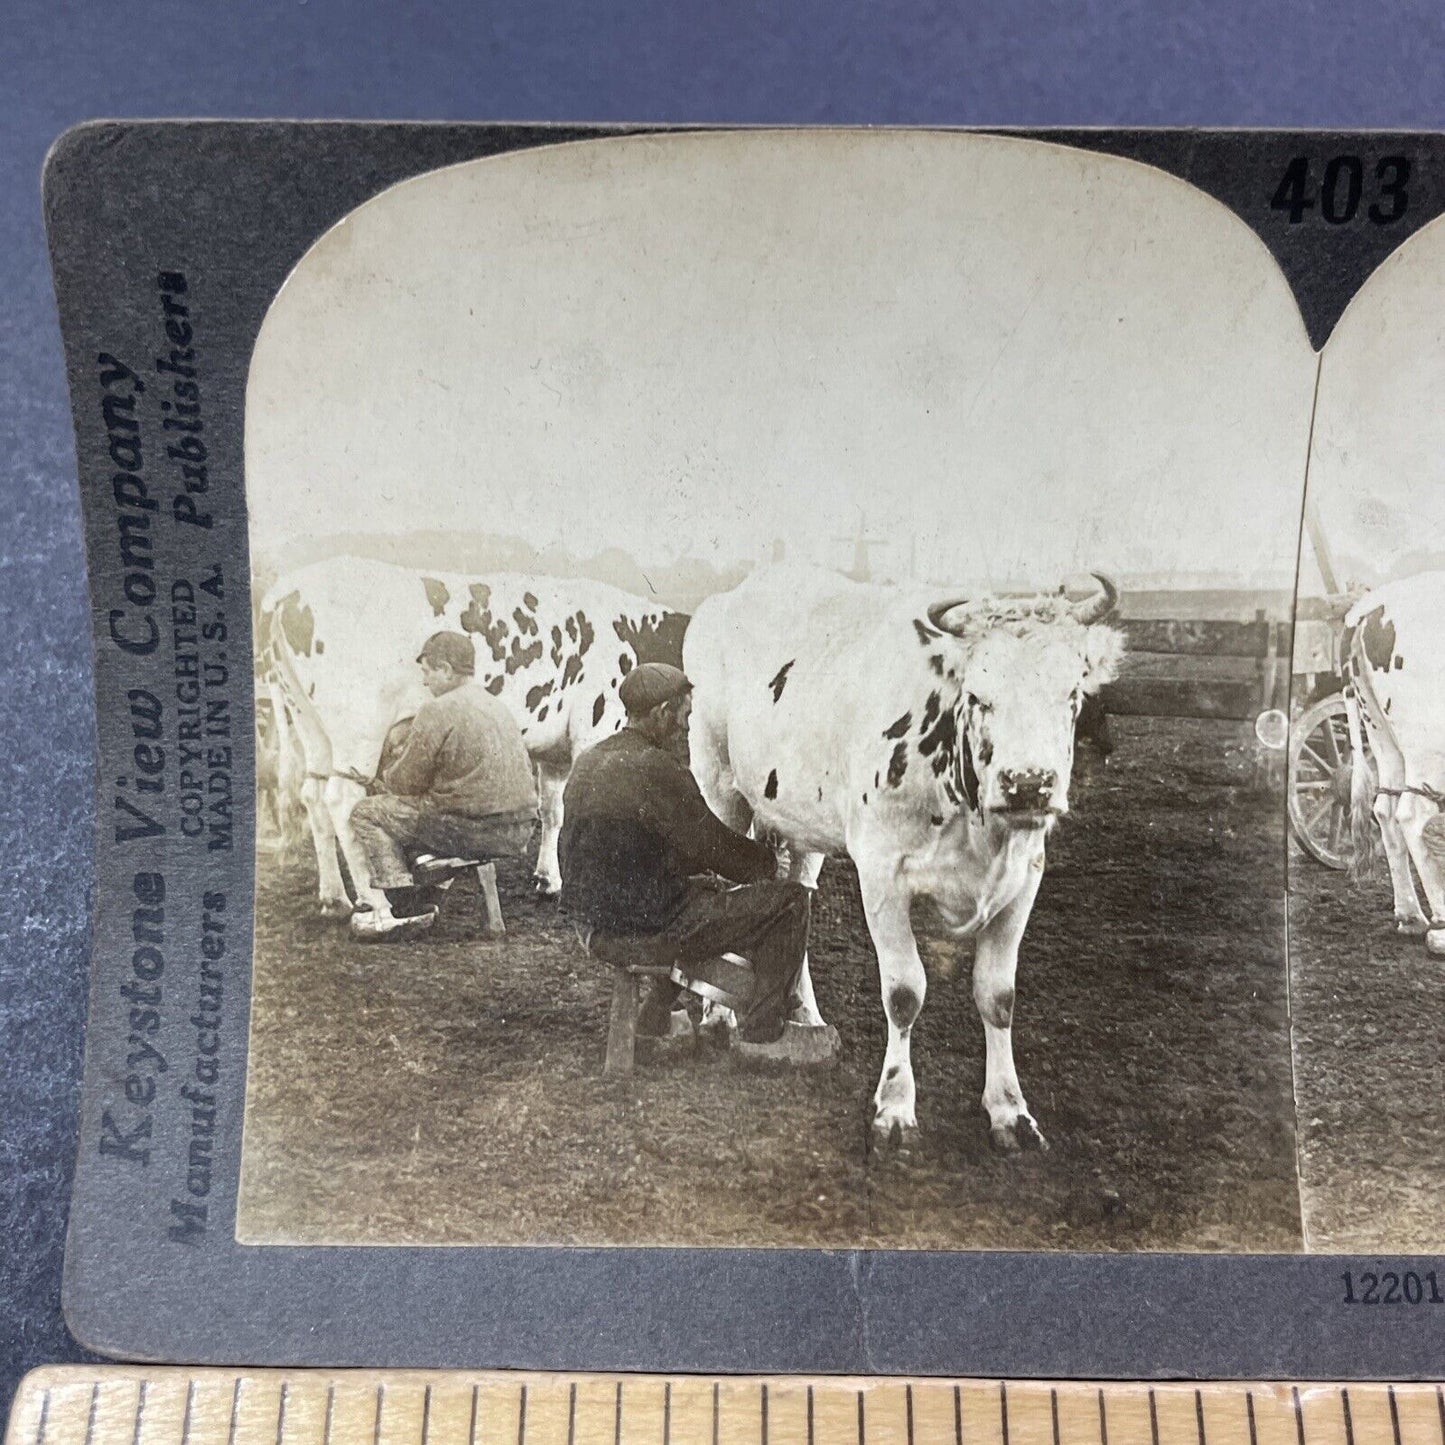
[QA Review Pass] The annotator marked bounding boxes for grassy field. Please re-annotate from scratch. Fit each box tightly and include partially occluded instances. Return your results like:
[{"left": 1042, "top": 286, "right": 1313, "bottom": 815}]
[{"left": 238, "top": 716, "right": 1302, "bottom": 1252}]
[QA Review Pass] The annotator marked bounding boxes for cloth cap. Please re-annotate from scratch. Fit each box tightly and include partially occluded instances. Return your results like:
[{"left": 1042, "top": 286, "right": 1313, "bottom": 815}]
[
  {"left": 619, "top": 661, "right": 692, "bottom": 716},
  {"left": 416, "top": 631, "right": 476, "bottom": 676}
]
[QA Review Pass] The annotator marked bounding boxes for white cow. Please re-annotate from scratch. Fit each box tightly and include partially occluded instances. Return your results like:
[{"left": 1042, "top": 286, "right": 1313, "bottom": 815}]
[
  {"left": 262, "top": 555, "right": 687, "bottom": 916},
  {"left": 1344, "top": 572, "right": 1445, "bottom": 955},
  {"left": 685, "top": 564, "right": 1123, "bottom": 1149}
]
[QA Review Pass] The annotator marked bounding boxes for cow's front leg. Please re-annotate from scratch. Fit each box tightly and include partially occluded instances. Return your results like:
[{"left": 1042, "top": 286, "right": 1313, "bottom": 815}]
[
  {"left": 973, "top": 863, "right": 1047, "bottom": 1153},
  {"left": 532, "top": 761, "right": 568, "bottom": 896},
  {"left": 859, "top": 866, "right": 925, "bottom": 1146}
]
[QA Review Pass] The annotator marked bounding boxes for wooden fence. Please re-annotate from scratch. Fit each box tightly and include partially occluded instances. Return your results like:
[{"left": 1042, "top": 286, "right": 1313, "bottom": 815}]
[{"left": 1101, "top": 613, "right": 1292, "bottom": 723}]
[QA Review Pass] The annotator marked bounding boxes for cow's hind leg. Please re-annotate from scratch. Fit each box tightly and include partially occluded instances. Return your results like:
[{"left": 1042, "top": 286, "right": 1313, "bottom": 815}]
[
  {"left": 274, "top": 680, "right": 352, "bottom": 918},
  {"left": 325, "top": 776, "right": 390, "bottom": 915},
  {"left": 300, "top": 774, "right": 351, "bottom": 917},
  {"left": 786, "top": 849, "right": 828, "bottom": 1028},
  {"left": 533, "top": 760, "right": 568, "bottom": 896},
  {"left": 689, "top": 714, "right": 753, "bottom": 837},
  {"left": 1396, "top": 769, "right": 1445, "bottom": 952},
  {"left": 859, "top": 866, "right": 925, "bottom": 1147},
  {"left": 973, "top": 866, "right": 1047, "bottom": 1153},
  {"left": 1371, "top": 741, "right": 1430, "bottom": 934},
  {"left": 691, "top": 714, "right": 753, "bottom": 1035}
]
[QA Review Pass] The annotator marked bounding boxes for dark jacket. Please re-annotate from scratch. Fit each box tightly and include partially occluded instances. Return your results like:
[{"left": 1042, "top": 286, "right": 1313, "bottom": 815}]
[{"left": 558, "top": 728, "right": 775, "bottom": 933}]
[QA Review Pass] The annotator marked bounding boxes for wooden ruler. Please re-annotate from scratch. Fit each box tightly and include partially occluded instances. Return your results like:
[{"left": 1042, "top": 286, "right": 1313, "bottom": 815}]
[{"left": 8, "top": 1371, "right": 1445, "bottom": 1445}]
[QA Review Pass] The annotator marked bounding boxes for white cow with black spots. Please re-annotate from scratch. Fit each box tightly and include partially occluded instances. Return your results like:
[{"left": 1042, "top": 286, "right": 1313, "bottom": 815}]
[
  {"left": 1344, "top": 571, "right": 1445, "bottom": 956},
  {"left": 684, "top": 564, "right": 1123, "bottom": 1150},
  {"left": 263, "top": 555, "right": 687, "bottom": 917}
]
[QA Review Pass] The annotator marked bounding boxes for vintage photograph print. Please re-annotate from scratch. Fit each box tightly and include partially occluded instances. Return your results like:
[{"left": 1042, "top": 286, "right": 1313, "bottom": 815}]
[
  {"left": 236, "top": 131, "right": 1311, "bottom": 1251},
  {"left": 1288, "top": 211, "right": 1445, "bottom": 1256},
  {"left": 53, "top": 121, "right": 1445, "bottom": 1372}
]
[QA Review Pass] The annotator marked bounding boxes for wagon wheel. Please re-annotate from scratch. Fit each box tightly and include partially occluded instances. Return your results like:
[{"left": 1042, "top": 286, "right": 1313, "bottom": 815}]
[{"left": 1288, "top": 693, "right": 1359, "bottom": 870}]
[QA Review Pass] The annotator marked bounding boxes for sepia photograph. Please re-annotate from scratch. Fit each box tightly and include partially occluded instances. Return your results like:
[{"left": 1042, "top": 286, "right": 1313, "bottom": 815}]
[
  {"left": 1287, "top": 212, "right": 1445, "bottom": 1254},
  {"left": 236, "top": 130, "right": 1316, "bottom": 1252}
]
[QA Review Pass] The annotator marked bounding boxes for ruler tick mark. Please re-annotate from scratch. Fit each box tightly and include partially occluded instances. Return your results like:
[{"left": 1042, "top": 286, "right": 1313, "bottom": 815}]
[
  {"left": 374, "top": 1385, "right": 386, "bottom": 1445},
  {"left": 422, "top": 1388, "right": 432, "bottom": 1445},
  {"left": 808, "top": 1388, "right": 815, "bottom": 1445},
  {"left": 1388, "top": 1388, "right": 1401, "bottom": 1445},
  {"left": 1149, "top": 1391, "right": 1159, "bottom": 1445},
  {"left": 34, "top": 1389, "right": 50, "bottom": 1445},
  {"left": 1196, "top": 1390, "right": 1207, "bottom": 1445},
  {"left": 472, "top": 1387, "right": 481, "bottom": 1445},
  {"left": 518, "top": 1386, "right": 527, "bottom": 1445},
  {"left": 228, "top": 1380, "right": 243, "bottom": 1445},
  {"left": 1292, "top": 1389, "right": 1304, "bottom": 1445},
  {"left": 566, "top": 1387, "right": 576, "bottom": 1445},
  {"left": 134, "top": 1380, "right": 149, "bottom": 1445},
  {"left": 1051, "top": 1390, "right": 1060, "bottom": 1445},
  {"left": 182, "top": 1384, "right": 196, "bottom": 1445},
  {"left": 1000, "top": 1384, "right": 1009, "bottom": 1445},
  {"left": 1436, "top": 1386, "right": 1444, "bottom": 1445},
  {"left": 1343, "top": 1390, "right": 1356, "bottom": 1445},
  {"left": 615, "top": 1382, "right": 623, "bottom": 1445},
  {"left": 907, "top": 1385, "right": 915, "bottom": 1445},
  {"left": 324, "top": 1388, "right": 335, "bottom": 1445},
  {"left": 664, "top": 1383, "right": 671, "bottom": 1445},
  {"left": 1246, "top": 1393, "right": 1257, "bottom": 1445},
  {"left": 84, "top": 1383, "right": 99, "bottom": 1445},
  {"left": 762, "top": 1385, "right": 769, "bottom": 1445},
  {"left": 955, "top": 1386, "right": 963, "bottom": 1445},
  {"left": 712, "top": 1384, "right": 720, "bottom": 1445},
  {"left": 276, "top": 1383, "right": 288, "bottom": 1445},
  {"left": 857, "top": 1390, "right": 866, "bottom": 1445},
  {"left": 1098, "top": 1390, "right": 1109, "bottom": 1445}
]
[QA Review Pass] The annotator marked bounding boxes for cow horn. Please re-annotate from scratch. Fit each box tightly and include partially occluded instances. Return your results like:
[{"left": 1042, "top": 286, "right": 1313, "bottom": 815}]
[
  {"left": 926, "top": 597, "right": 981, "bottom": 636},
  {"left": 1070, "top": 573, "right": 1118, "bottom": 625}
]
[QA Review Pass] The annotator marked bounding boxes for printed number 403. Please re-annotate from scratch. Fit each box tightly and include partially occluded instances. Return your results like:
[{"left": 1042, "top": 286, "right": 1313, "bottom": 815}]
[
  {"left": 1271, "top": 155, "right": 1410, "bottom": 225},
  {"left": 1342, "top": 1270, "right": 1443, "bottom": 1305}
]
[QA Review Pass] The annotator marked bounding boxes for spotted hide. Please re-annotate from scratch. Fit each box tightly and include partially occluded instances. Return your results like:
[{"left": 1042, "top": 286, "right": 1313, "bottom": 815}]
[
  {"left": 261, "top": 555, "right": 686, "bottom": 914},
  {"left": 685, "top": 563, "right": 1122, "bottom": 1151},
  {"left": 1342, "top": 572, "right": 1445, "bottom": 951}
]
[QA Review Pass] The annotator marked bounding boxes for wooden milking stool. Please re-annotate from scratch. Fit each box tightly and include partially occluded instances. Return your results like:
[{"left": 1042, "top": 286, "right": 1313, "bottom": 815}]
[
  {"left": 412, "top": 854, "right": 506, "bottom": 937},
  {"left": 578, "top": 929, "right": 751, "bottom": 1075}
]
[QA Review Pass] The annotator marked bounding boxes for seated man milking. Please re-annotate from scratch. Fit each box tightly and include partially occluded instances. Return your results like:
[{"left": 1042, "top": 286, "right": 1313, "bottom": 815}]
[
  {"left": 349, "top": 631, "right": 537, "bottom": 940},
  {"left": 558, "top": 662, "right": 811, "bottom": 1062}
]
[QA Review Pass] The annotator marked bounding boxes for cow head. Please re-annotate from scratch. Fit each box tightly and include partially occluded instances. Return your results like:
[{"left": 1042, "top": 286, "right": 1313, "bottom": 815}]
[{"left": 927, "top": 576, "right": 1124, "bottom": 828}]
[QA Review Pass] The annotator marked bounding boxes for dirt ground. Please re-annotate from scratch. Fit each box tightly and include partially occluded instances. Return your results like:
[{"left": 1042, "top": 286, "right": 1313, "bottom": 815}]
[
  {"left": 1289, "top": 853, "right": 1445, "bottom": 1252},
  {"left": 237, "top": 716, "right": 1302, "bottom": 1251}
]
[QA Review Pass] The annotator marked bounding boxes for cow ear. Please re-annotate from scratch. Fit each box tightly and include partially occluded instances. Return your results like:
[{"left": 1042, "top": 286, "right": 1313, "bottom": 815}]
[{"left": 1081, "top": 624, "right": 1125, "bottom": 690}]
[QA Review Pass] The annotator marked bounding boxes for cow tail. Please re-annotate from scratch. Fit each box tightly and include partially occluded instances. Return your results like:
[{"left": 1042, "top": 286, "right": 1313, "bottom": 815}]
[
  {"left": 1342, "top": 643, "right": 1379, "bottom": 883},
  {"left": 266, "top": 679, "right": 308, "bottom": 853}
]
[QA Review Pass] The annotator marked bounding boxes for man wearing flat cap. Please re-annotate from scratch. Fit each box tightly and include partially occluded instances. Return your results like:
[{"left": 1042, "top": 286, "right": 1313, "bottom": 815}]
[
  {"left": 559, "top": 661, "right": 810, "bottom": 1058},
  {"left": 349, "top": 631, "right": 537, "bottom": 940}
]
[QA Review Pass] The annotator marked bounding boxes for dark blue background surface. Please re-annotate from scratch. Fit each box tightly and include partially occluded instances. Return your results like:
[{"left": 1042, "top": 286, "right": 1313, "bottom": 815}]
[{"left": 6, "top": 0, "right": 1445, "bottom": 1413}]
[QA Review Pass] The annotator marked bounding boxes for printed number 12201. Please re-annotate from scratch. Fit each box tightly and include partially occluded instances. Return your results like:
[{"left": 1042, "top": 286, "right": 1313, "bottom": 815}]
[{"left": 1342, "top": 1270, "right": 1443, "bottom": 1305}]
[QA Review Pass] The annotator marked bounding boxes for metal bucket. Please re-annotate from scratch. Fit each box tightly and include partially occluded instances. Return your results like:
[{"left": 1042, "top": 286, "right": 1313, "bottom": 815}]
[{"left": 670, "top": 952, "right": 752, "bottom": 1010}]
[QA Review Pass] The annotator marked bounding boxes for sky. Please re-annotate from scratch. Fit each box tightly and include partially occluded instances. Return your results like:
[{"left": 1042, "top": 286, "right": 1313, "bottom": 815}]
[
  {"left": 1305, "top": 209, "right": 1445, "bottom": 595},
  {"left": 247, "top": 130, "right": 1319, "bottom": 593}
]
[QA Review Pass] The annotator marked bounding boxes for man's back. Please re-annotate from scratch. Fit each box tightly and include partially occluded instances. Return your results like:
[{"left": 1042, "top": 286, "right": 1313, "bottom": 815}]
[
  {"left": 384, "top": 682, "right": 536, "bottom": 818},
  {"left": 560, "top": 728, "right": 773, "bottom": 933}
]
